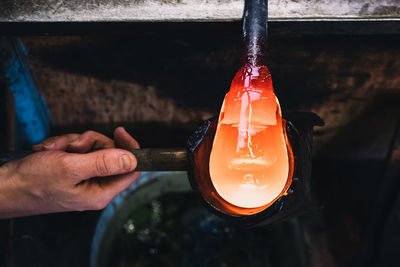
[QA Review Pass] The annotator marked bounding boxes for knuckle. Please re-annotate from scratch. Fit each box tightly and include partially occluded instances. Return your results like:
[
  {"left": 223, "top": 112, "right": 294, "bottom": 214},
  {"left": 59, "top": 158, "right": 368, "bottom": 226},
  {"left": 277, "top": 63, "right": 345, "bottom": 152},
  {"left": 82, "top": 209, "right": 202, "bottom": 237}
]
[
  {"left": 57, "top": 154, "right": 79, "bottom": 177},
  {"left": 79, "top": 131, "right": 94, "bottom": 142},
  {"left": 95, "top": 153, "right": 112, "bottom": 176},
  {"left": 58, "top": 154, "right": 72, "bottom": 170},
  {"left": 42, "top": 136, "right": 57, "bottom": 145},
  {"left": 68, "top": 133, "right": 80, "bottom": 139},
  {"left": 83, "top": 130, "right": 97, "bottom": 138},
  {"left": 66, "top": 133, "right": 80, "bottom": 144},
  {"left": 84, "top": 130, "right": 95, "bottom": 135}
]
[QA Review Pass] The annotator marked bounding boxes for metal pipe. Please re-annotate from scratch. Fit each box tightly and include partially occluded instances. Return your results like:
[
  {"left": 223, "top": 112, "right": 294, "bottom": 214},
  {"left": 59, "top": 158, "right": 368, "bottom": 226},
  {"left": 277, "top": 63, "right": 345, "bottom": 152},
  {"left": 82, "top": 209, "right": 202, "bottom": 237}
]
[
  {"left": 0, "top": 148, "right": 188, "bottom": 172},
  {"left": 241, "top": 0, "right": 268, "bottom": 66}
]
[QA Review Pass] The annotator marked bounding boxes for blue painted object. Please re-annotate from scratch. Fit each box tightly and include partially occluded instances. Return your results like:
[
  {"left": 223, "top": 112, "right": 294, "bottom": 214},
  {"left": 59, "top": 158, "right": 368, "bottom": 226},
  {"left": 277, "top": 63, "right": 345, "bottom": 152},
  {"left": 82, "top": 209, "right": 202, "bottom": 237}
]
[{"left": 0, "top": 37, "right": 51, "bottom": 144}]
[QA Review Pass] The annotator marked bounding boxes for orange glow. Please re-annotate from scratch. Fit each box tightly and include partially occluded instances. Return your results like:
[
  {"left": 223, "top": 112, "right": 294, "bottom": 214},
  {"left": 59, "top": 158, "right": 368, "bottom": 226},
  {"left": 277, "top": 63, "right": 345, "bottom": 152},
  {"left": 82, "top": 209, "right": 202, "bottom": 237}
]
[{"left": 209, "top": 65, "right": 293, "bottom": 209}]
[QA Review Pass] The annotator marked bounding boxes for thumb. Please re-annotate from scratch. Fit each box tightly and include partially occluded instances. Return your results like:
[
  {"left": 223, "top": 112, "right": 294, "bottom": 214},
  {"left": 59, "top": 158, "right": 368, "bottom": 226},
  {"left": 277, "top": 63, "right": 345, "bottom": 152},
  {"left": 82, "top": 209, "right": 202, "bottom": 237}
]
[{"left": 67, "top": 149, "right": 137, "bottom": 179}]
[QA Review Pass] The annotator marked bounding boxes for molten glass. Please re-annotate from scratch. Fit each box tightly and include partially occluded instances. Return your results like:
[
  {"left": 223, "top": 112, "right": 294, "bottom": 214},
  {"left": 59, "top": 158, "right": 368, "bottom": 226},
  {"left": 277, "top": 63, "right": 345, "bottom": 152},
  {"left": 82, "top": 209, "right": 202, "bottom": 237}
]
[{"left": 209, "top": 65, "right": 292, "bottom": 209}]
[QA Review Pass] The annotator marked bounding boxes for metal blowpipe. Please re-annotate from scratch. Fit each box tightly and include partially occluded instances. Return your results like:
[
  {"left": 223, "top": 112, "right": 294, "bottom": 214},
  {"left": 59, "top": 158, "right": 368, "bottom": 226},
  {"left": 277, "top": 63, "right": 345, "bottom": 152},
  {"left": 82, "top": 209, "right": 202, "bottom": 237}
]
[{"left": 0, "top": 148, "right": 188, "bottom": 172}]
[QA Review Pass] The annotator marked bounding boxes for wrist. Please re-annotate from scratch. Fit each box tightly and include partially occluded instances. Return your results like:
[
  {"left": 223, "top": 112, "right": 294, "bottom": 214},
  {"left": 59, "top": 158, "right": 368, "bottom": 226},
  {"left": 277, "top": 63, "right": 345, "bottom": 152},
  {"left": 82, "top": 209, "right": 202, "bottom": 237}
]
[
  {"left": 0, "top": 163, "right": 17, "bottom": 218},
  {"left": 0, "top": 161, "right": 36, "bottom": 219}
]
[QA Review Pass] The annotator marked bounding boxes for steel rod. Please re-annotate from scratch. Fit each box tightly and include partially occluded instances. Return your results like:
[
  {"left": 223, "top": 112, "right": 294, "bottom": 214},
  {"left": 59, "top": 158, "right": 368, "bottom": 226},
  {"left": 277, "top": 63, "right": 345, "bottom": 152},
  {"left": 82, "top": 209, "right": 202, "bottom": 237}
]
[
  {"left": 241, "top": 0, "right": 268, "bottom": 66},
  {"left": 0, "top": 148, "right": 188, "bottom": 172}
]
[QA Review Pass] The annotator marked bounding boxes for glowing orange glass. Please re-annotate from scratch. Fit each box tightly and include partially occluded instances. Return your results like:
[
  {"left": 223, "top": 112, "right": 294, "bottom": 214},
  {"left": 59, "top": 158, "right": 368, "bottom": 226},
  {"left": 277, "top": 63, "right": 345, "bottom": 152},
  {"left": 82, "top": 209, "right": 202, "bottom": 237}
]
[{"left": 209, "top": 65, "right": 293, "bottom": 209}]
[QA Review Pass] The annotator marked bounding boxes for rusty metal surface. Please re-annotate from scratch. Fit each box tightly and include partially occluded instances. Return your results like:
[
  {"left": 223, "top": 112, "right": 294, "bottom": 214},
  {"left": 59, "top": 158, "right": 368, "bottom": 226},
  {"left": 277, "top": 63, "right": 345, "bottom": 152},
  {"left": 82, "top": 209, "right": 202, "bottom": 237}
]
[{"left": 0, "top": 0, "right": 400, "bottom": 22}]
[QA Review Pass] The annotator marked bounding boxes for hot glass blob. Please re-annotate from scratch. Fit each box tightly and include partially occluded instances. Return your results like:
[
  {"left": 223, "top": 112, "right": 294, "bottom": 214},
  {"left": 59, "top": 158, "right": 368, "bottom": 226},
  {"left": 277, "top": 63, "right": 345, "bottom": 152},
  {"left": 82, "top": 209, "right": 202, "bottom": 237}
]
[{"left": 209, "top": 65, "right": 292, "bottom": 208}]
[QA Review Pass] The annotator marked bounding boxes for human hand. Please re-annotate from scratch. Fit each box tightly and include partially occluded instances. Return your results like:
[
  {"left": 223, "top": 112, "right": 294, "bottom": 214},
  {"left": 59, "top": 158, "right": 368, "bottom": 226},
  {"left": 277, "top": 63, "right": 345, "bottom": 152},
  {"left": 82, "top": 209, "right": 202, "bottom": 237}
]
[{"left": 0, "top": 127, "right": 140, "bottom": 218}]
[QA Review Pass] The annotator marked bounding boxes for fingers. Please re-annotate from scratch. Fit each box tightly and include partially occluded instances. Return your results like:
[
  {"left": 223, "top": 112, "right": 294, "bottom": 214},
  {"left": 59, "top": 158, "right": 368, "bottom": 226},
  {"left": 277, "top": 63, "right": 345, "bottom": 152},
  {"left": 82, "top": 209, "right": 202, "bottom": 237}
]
[
  {"left": 84, "top": 171, "right": 141, "bottom": 210},
  {"left": 114, "top": 127, "right": 140, "bottom": 149},
  {"left": 32, "top": 134, "right": 80, "bottom": 152},
  {"left": 102, "top": 172, "right": 141, "bottom": 196},
  {"left": 67, "top": 131, "right": 115, "bottom": 153},
  {"left": 30, "top": 129, "right": 141, "bottom": 212},
  {"left": 33, "top": 128, "right": 138, "bottom": 154},
  {"left": 65, "top": 149, "right": 137, "bottom": 180}
]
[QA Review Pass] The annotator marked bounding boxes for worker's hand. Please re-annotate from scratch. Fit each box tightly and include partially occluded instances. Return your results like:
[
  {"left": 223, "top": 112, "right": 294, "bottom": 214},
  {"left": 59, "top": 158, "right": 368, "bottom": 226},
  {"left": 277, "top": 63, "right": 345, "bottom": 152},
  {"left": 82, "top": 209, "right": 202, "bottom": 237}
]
[{"left": 0, "top": 127, "right": 140, "bottom": 219}]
